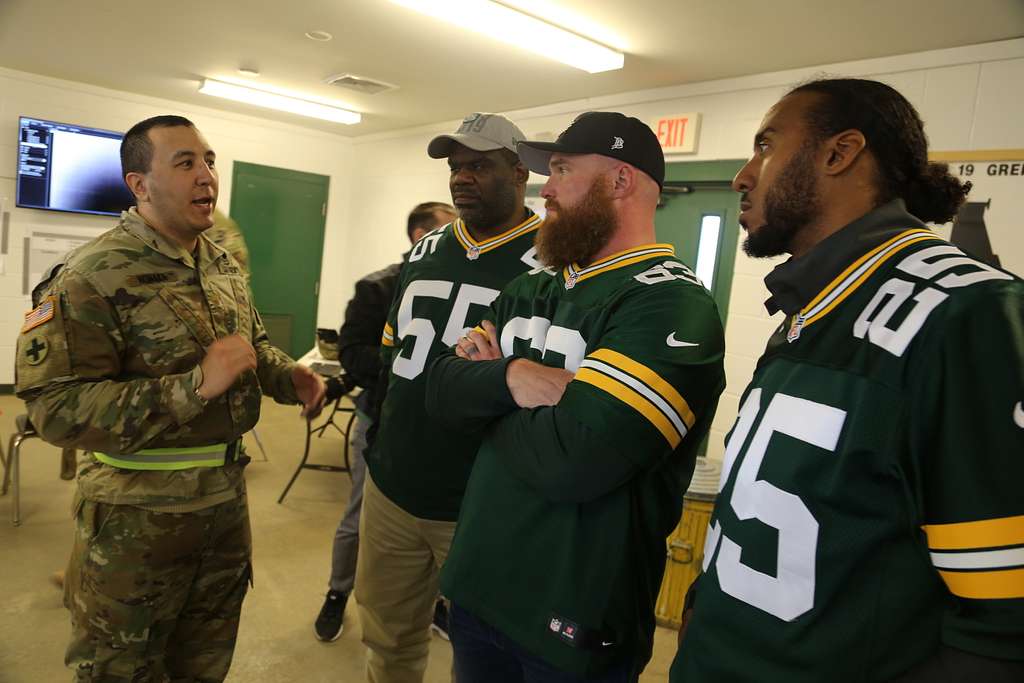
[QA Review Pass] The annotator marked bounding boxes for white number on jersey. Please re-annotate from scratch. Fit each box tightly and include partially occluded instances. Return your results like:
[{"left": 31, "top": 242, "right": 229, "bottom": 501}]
[
  {"left": 499, "top": 316, "right": 587, "bottom": 371},
  {"left": 853, "top": 245, "right": 1011, "bottom": 357},
  {"left": 703, "top": 389, "right": 847, "bottom": 621},
  {"left": 408, "top": 230, "right": 444, "bottom": 263},
  {"left": 520, "top": 246, "right": 545, "bottom": 270},
  {"left": 392, "top": 280, "right": 500, "bottom": 379},
  {"left": 634, "top": 260, "right": 702, "bottom": 287}
]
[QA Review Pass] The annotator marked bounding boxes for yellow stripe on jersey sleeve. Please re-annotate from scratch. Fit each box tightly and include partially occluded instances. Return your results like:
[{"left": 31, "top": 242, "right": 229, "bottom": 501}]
[
  {"left": 574, "top": 368, "right": 683, "bottom": 448},
  {"left": 381, "top": 322, "right": 395, "bottom": 347},
  {"left": 924, "top": 515, "right": 1024, "bottom": 599},
  {"left": 589, "top": 348, "right": 696, "bottom": 429},
  {"left": 937, "top": 567, "right": 1024, "bottom": 600},
  {"left": 924, "top": 515, "right": 1024, "bottom": 551}
]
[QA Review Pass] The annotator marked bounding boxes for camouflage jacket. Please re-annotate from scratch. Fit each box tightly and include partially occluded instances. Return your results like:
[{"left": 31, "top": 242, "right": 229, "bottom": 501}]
[
  {"left": 205, "top": 209, "right": 250, "bottom": 278},
  {"left": 14, "top": 208, "right": 298, "bottom": 506}
]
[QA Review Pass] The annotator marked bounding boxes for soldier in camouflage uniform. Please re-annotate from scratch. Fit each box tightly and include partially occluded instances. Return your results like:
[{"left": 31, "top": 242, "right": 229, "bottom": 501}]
[
  {"left": 34, "top": 210, "right": 248, "bottom": 486},
  {"left": 14, "top": 115, "right": 326, "bottom": 682}
]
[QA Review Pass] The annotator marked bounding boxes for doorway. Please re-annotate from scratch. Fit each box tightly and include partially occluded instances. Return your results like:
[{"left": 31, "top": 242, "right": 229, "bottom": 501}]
[
  {"left": 229, "top": 161, "right": 330, "bottom": 358},
  {"left": 655, "top": 159, "right": 745, "bottom": 325}
]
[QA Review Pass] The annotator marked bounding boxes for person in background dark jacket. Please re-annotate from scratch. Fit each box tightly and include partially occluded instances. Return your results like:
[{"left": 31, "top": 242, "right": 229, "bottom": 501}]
[{"left": 314, "top": 201, "right": 456, "bottom": 642}]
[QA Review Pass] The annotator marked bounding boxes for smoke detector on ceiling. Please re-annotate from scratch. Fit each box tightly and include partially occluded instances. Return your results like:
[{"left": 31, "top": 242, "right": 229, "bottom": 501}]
[{"left": 324, "top": 73, "right": 398, "bottom": 95}]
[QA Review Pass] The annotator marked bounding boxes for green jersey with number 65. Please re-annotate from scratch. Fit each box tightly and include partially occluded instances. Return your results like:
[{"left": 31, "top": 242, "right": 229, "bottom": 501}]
[
  {"left": 430, "top": 244, "right": 726, "bottom": 677},
  {"left": 368, "top": 212, "right": 542, "bottom": 521},
  {"left": 672, "top": 202, "right": 1024, "bottom": 682}
]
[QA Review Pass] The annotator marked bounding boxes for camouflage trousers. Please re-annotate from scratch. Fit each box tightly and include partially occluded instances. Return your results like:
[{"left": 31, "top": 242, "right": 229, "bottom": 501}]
[{"left": 64, "top": 494, "right": 252, "bottom": 683}]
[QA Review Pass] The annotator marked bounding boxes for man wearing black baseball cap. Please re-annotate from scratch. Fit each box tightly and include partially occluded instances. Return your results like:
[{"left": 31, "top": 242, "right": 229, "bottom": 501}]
[
  {"left": 517, "top": 111, "right": 665, "bottom": 189},
  {"left": 424, "top": 112, "right": 726, "bottom": 681},
  {"left": 518, "top": 111, "right": 665, "bottom": 272}
]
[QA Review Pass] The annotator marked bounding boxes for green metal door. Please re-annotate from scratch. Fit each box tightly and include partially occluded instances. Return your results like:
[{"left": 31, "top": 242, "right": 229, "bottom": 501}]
[
  {"left": 657, "top": 160, "right": 745, "bottom": 458},
  {"left": 229, "top": 161, "right": 329, "bottom": 358},
  {"left": 655, "top": 160, "right": 745, "bottom": 325}
]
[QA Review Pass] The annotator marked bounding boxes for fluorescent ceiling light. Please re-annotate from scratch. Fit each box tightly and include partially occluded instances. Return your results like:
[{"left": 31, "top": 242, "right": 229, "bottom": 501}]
[
  {"left": 199, "top": 79, "right": 361, "bottom": 125},
  {"left": 390, "top": 0, "right": 624, "bottom": 73}
]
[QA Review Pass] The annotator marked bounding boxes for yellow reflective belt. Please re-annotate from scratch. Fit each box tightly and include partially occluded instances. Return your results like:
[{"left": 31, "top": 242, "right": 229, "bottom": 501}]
[{"left": 95, "top": 443, "right": 231, "bottom": 470}]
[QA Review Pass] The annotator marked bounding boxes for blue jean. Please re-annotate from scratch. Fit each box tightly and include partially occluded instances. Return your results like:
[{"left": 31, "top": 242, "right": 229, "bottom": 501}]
[
  {"left": 328, "top": 413, "right": 369, "bottom": 593},
  {"left": 450, "top": 603, "right": 639, "bottom": 683}
]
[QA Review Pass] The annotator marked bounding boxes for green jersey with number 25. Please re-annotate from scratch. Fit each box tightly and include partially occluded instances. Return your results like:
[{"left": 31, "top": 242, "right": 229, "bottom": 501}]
[{"left": 673, "top": 225, "right": 1024, "bottom": 681}]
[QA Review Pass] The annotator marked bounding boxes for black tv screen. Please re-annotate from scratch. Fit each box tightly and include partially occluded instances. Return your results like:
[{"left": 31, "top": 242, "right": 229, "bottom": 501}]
[{"left": 16, "top": 116, "right": 134, "bottom": 217}]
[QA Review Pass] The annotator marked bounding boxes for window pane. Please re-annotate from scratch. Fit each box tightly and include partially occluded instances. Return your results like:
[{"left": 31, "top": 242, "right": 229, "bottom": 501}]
[{"left": 696, "top": 214, "right": 721, "bottom": 290}]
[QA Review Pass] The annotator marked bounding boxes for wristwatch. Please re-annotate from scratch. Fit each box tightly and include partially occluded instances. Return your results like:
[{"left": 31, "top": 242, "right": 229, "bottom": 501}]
[{"left": 194, "top": 366, "right": 210, "bottom": 406}]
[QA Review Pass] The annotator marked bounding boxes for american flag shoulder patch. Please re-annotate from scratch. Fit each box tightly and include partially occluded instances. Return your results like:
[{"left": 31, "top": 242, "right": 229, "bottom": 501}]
[{"left": 22, "top": 296, "right": 56, "bottom": 333}]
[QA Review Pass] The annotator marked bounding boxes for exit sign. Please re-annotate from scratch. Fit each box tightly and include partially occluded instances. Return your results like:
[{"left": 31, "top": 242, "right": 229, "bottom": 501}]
[{"left": 654, "top": 113, "right": 701, "bottom": 154}]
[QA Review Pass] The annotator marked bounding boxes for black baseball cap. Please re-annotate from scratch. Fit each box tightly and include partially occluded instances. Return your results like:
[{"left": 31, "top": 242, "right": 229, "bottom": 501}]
[{"left": 517, "top": 111, "right": 665, "bottom": 189}]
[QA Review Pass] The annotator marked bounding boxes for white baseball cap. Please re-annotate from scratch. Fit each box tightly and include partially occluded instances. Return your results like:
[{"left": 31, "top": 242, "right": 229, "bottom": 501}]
[{"left": 427, "top": 112, "right": 525, "bottom": 159}]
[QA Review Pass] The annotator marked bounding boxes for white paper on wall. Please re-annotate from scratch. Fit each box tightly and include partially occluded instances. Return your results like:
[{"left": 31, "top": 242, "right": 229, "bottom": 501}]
[{"left": 26, "top": 232, "right": 94, "bottom": 295}]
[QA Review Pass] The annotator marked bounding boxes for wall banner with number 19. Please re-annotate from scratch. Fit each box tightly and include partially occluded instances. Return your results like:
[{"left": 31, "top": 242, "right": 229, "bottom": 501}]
[{"left": 930, "top": 151, "right": 1024, "bottom": 278}]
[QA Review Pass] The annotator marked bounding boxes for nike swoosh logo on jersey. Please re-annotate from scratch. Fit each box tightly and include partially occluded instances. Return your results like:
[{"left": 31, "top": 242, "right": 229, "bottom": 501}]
[
  {"left": 1014, "top": 401, "right": 1024, "bottom": 429},
  {"left": 601, "top": 641, "right": 615, "bottom": 647},
  {"left": 666, "top": 332, "right": 699, "bottom": 348}
]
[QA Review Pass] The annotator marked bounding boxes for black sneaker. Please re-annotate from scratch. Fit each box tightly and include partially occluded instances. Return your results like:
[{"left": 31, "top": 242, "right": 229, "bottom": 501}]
[
  {"left": 430, "top": 600, "right": 450, "bottom": 641},
  {"left": 314, "top": 590, "right": 347, "bottom": 642}
]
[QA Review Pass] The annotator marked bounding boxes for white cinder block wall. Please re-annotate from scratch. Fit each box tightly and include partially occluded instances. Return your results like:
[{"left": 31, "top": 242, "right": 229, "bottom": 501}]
[
  {"left": 0, "top": 67, "right": 355, "bottom": 385},
  {"left": 2, "top": 39, "right": 1022, "bottom": 462},
  {"left": 341, "top": 39, "right": 1024, "bottom": 461}
]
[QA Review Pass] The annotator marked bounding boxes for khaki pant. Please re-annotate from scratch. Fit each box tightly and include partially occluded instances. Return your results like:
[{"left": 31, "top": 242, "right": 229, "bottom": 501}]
[
  {"left": 65, "top": 495, "right": 252, "bottom": 682},
  {"left": 355, "top": 473, "right": 457, "bottom": 683}
]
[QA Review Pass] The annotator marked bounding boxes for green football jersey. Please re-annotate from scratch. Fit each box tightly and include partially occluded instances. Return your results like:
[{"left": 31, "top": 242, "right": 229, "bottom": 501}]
[
  {"left": 673, "top": 226, "right": 1024, "bottom": 681},
  {"left": 368, "top": 212, "right": 542, "bottom": 521},
  {"left": 432, "top": 244, "right": 726, "bottom": 676}
]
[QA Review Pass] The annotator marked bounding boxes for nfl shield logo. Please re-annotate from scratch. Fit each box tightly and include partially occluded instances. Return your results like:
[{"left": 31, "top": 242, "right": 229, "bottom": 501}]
[
  {"left": 787, "top": 314, "right": 806, "bottom": 343},
  {"left": 549, "top": 618, "right": 562, "bottom": 632}
]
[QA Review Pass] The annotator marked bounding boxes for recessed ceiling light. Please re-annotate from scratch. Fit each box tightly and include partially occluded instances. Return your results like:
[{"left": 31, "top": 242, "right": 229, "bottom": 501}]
[
  {"left": 389, "top": 0, "right": 623, "bottom": 73},
  {"left": 305, "top": 30, "right": 333, "bottom": 42},
  {"left": 199, "top": 78, "right": 361, "bottom": 125},
  {"left": 238, "top": 67, "right": 260, "bottom": 77}
]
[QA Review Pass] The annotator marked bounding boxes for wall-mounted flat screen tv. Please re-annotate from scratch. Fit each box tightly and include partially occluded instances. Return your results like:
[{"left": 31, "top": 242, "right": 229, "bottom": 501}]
[{"left": 16, "top": 116, "right": 134, "bottom": 217}]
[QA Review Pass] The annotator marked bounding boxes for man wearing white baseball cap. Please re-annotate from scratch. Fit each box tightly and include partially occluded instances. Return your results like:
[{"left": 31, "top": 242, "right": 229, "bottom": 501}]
[{"left": 355, "top": 112, "right": 544, "bottom": 683}]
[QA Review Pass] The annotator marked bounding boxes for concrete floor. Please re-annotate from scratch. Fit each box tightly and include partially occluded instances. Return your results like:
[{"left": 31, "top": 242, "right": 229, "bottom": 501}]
[{"left": 0, "top": 393, "right": 680, "bottom": 682}]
